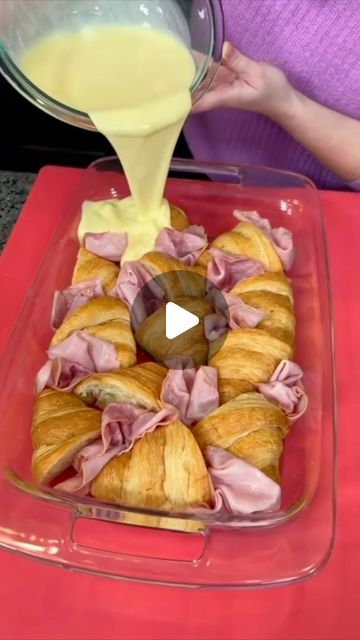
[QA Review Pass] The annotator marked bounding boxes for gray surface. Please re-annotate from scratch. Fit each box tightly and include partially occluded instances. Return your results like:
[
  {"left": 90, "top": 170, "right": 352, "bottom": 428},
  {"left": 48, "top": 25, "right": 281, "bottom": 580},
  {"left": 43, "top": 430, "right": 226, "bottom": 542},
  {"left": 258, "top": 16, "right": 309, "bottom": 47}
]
[{"left": 0, "top": 171, "right": 36, "bottom": 251}]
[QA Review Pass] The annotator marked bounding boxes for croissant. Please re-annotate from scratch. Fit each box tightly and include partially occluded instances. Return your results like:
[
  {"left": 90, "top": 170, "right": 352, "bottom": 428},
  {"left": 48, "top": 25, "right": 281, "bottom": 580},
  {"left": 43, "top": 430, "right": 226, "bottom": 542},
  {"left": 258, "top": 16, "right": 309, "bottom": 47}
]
[
  {"left": 50, "top": 296, "right": 136, "bottom": 368},
  {"left": 73, "top": 362, "right": 167, "bottom": 409},
  {"left": 139, "top": 251, "right": 206, "bottom": 299},
  {"left": 32, "top": 389, "right": 101, "bottom": 484},
  {"left": 209, "top": 328, "right": 293, "bottom": 404},
  {"left": 230, "top": 272, "right": 295, "bottom": 347},
  {"left": 91, "top": 419, "right": 211, "bottom": 510},
  {"left": 232, "top": 271, "right": 293, "bottom": 303},
  {"left": 170, "top": 203, "right": 189, "bottom": 231},
  {"left": 135, "top": 296, "right": 212, "bottom": 368},
  {"left": 197, "top": 221, "right": 282, "bottom": 272},
  {"left": 192, "top": 392, "right": 289, "bottom": 483},
  {"left": 72, "top": 247, "right": 119, "bottom": 295}
]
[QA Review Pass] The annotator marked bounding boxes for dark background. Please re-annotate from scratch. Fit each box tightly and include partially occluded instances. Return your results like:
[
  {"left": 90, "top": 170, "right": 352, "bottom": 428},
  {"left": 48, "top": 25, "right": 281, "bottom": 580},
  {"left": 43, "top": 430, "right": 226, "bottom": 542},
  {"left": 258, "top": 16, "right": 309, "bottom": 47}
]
[{"left": 1, "top": 74, "right": 192, "bottom": 172}]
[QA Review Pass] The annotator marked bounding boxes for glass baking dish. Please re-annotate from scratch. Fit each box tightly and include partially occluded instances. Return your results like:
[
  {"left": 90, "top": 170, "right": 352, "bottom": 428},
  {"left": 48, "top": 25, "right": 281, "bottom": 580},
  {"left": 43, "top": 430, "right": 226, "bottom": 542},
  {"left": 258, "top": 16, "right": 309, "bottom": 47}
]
[{"left": 0, "top": 157, "right": 336, "bottom": 587}]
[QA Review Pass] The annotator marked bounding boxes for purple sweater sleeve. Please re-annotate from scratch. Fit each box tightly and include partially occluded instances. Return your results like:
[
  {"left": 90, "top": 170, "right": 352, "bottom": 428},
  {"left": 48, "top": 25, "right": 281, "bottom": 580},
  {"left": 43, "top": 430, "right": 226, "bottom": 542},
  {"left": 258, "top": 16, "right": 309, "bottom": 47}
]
[{"left": 185, "top": 0, "right": 360, "bottom": 192}]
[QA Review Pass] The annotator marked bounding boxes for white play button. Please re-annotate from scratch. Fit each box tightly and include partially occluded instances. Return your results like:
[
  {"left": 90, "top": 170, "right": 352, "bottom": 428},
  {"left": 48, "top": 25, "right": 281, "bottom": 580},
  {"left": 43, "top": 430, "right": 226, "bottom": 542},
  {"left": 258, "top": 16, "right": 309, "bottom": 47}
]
[{"left": 165, "top": 301, "right": 199, "bottom": 340}]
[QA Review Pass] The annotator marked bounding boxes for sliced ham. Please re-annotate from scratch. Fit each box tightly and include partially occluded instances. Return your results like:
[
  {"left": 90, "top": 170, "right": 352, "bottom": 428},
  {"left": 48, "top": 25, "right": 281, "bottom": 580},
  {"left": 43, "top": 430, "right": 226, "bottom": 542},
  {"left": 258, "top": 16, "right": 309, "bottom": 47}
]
[
  {"left": 154, "top": 225, "right": 208, "bottom": 266},
  {"left": 204, "top": 313, "right": 228, "bottom": 341},
  {"left": 84, "top": 231, "right": 128, "bottom": 263},
  {"left": 224, "top": 292, "right": 265, "bottom": 329},
  {"left": 113, "top": 261, "right": 165, "bottom": 330},
  {"left": 205, "top": 446, "right": 281, "bottom": 515},
  {"left": 257, "top": 360, "right": 308, "bottom": 422},
  {"left": 271, "top": 227, "right": 294, "bottom": 271},
  {"left": 161, "top": 366, "right": 219, "bottom": 426},
  {"left": 55, "top": 403, "right": 178, "bottom": 494},
  {"left": 51, "top": 278, "right": 104, "bottom": 329},
  {"left": 233, "top": 209, "right": 295, "bottom": 270},
  {"left": 35, "top": 358, "right": 91, "bottom": 394},
  {"left": 35, "top": 331, "right": 119, "bottom": 393},
  {"left": 207, "top": 247, "right": 265, "bottom": 292},
  {"left": 204, "top": 290, "right": 265, "bottom": 341}
]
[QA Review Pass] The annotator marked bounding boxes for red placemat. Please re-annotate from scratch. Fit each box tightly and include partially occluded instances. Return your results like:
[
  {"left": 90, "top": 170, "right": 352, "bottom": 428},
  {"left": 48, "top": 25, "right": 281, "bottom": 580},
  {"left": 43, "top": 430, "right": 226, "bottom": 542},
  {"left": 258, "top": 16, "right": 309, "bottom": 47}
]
[{"left": 0, "top": 168, "right": 358, "bottom": 640}]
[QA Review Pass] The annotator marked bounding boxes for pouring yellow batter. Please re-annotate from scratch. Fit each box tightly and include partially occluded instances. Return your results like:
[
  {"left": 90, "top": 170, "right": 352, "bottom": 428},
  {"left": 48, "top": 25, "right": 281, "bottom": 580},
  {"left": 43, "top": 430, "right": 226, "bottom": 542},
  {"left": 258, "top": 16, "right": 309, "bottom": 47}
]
[{"left": 21, "top": 25, "right": 195, "bottom": 260}]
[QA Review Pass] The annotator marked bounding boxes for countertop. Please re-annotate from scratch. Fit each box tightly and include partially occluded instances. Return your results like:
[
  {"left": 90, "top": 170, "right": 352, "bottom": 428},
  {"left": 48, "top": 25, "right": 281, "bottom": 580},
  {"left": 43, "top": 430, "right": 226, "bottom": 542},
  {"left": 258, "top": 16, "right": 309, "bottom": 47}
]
[{"left": 0, "top": 171, "right": 35, "bottom": 251}]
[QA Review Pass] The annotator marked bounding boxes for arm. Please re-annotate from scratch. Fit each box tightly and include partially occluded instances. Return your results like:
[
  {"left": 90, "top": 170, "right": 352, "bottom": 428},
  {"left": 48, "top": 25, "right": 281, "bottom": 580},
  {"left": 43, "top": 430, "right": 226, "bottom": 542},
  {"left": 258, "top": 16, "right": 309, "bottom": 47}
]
[{"left": 195, "top": 43, "right": 360, "bottom": 183}]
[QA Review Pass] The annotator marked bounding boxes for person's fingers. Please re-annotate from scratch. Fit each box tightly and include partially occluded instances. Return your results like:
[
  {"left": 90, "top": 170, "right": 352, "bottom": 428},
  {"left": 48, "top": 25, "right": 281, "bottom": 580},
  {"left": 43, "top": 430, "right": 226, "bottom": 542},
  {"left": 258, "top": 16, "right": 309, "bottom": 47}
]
[
  {"left": 192, "top": 85, "right": 238, "bottom": 113},
  {"left": 211, "top": 64, "right": 237, "bottom": 86},
  {"left": 222, "top": 41, "right": 258, "bottom": 80}
]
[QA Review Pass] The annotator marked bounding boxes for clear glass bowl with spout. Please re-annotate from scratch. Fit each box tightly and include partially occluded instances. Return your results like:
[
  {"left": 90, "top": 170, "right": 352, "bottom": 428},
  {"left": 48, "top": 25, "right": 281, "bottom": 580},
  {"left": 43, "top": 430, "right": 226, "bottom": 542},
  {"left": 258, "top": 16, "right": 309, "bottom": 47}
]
[{"left": 0, "top": 0, "right": 224, "bottom": 129}]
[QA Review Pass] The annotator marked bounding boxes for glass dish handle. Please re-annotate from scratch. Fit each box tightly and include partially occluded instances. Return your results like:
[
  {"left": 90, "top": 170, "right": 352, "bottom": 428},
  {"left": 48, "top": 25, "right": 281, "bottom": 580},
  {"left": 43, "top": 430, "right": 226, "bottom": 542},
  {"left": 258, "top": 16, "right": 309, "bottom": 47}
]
[{"left": 1, "top": 473, "right": 213, "bottom": 585}]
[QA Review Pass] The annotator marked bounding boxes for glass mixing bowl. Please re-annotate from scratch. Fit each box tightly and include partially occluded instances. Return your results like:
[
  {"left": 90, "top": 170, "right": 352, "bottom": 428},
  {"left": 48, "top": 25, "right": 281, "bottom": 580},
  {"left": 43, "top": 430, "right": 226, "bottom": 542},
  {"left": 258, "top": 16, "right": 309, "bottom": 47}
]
[{"left": 0, "top": 0, "right": 224, "bottom": 129}]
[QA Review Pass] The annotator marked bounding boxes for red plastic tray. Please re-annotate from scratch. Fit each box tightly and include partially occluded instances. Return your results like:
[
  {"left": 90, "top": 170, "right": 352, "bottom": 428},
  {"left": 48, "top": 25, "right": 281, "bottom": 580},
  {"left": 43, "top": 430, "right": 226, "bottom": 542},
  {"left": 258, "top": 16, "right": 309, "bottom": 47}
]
[{"left": 0, "top": 167, "right": 358, "bottom": 639}]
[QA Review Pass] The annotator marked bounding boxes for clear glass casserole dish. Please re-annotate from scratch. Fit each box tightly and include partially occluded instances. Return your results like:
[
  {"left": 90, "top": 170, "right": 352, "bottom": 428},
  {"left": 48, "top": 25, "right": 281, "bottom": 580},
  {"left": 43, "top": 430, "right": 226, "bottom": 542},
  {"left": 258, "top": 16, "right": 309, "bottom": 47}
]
[{"left": 0, "top": 158, "right": 336, "bottom": 587}]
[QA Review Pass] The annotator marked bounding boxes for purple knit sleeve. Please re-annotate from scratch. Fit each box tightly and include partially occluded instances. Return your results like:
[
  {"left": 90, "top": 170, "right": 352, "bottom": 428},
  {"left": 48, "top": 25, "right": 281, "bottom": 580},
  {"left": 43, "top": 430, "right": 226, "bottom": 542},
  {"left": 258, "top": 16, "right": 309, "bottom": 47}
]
[{"left": 347, "top": 178, "right": 360, "bottom": 191}]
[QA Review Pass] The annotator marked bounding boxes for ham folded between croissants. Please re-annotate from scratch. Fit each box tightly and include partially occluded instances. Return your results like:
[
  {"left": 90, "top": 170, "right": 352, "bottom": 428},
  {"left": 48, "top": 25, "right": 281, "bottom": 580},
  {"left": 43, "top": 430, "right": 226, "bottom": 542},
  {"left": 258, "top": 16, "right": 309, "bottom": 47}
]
[
  {"left": 229, "top": 272, "right": 295, "bottom": 347},
  {"left": 31, "top": 201, "right": 305, "bottom": 519},
  {"left": 192, "top": 392, "right": 289, "bottom": 483},
  {"left": 34, "top": 369, "right": 212, "bottom": 516},
  {"left": 209, "top": 328, "right": 293, "bottom": 404},
  {"left": 91, "top": 418, "right": 212, "bottom": 510},
  {"left": 36, "top": 296, "right": 138, "bottom": 393},
  {"left": 198, "top": 221, "right": 283, "bottom": 272},
  {"left": 51, "top": 296, "right": 136, "bottom": 367}
]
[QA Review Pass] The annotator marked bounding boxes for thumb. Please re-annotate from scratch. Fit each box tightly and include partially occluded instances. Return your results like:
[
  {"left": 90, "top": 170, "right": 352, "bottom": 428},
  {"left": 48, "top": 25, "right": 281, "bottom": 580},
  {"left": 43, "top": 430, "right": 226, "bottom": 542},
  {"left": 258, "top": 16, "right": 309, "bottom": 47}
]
[
  {"left": 191, "top": 85, "right": 237, "bottom": 113},
  {"left": 222, "top": 41, "right": 257, "bottom": 79}
]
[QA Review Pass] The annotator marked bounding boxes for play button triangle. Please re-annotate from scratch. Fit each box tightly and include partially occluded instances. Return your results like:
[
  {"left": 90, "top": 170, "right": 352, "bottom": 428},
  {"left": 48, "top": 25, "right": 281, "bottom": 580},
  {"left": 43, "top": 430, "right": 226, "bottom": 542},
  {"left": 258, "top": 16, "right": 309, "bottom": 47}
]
[{"left": 165, "top": 301, "right": 199, "bottom": 340}]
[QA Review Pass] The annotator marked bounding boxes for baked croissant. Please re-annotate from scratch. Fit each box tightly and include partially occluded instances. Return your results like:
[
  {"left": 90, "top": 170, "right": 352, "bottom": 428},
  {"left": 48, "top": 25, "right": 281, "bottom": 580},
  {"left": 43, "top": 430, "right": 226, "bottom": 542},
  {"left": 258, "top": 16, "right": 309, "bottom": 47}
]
[
  {"left": 232, "top": 271, "right": 293, "bottom": 303},
  {"left": 139, "top": 251, "right": 206, "bottom": 299},
  {"left": 91, "top": 419, "right": 211, "bottom": 510},
  {"left": 209, "top": 328, "right": 293, "bottom": 404},
  {"left": 32, "top": 389, "right": 101, "bottom": 484},
  {"left": 230, "top": 272, "right": 295, "bottom": 347},
  {"left": 73, "top": 362, "right": 167, "bottom": 409},
  {"left": 50, "top": 296, "right": 136, "bottom": 368},
  {"left": 135, "top": 296, "right": 212, "bottom": 368},
  {"left": 170, "top": 203, "right": 189, "bottom": 231},
  {"left": 192, "top": 392, "right": 289, "bottom": 483},
  {"left": 197, "top": 221, "right": 282, "bottom": 272},
  {"left": 72, "top": 247, "right": 119, "bottom": 295}
]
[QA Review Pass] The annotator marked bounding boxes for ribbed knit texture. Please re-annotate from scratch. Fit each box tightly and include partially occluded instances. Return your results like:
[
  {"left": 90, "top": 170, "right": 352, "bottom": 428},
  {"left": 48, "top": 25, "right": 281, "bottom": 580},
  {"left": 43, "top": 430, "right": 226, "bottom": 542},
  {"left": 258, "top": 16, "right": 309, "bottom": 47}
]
[{"left": 185, "top": 0, "right": 360, "bottom": 189}]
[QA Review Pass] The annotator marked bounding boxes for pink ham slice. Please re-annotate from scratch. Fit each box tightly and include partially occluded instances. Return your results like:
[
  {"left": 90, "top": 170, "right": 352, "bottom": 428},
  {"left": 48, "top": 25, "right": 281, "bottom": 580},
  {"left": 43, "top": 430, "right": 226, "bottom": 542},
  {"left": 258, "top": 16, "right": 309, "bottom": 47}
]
[
  {"left": 113, "top": 261, "right": 165, "bottom": 330},
  {"left": 84, "top": 231, "right": 128, "bottom": 263},
  {"left": 161, "top": 366, "right": 219, "bottom": 427},
  {"left": 257, "top": 360, "right": 308, "bottom": 423},
  {"left": 35, "top": 331, "right": 119, "bottom": 393},
  {"left": 205, "top": 446, "right": 281, "bottom": 515},
  {"left": 207, "top": 248, "right": 265, "bottom": 292},
  {"left": 35, "top": 358, "right": 91, "bottom": 394},
  {"left": 204, "top": 290, "right": 265, "bottom": 340},
  {"left": 204, "top": 314, "right": 229, "bottom": 342},
  {"left": 233, "top": 209, "right": 295, "bottom": 270},
  {"left": 55, "top": 403, "right": 178, "bottom": 494},
  {"left": 51, "top": 278, "right": 104, "bottom": 330},
  {"left": 154, "top": 225, "right": 208, "bottom": 266}
]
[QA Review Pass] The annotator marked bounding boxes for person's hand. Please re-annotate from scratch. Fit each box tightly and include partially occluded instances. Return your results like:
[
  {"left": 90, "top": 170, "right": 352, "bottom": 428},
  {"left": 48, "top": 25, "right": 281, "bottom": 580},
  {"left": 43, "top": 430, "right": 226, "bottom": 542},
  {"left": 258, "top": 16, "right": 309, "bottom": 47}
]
[{"left": 193, "top": 42, "right": 296, "bottom": 121}]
